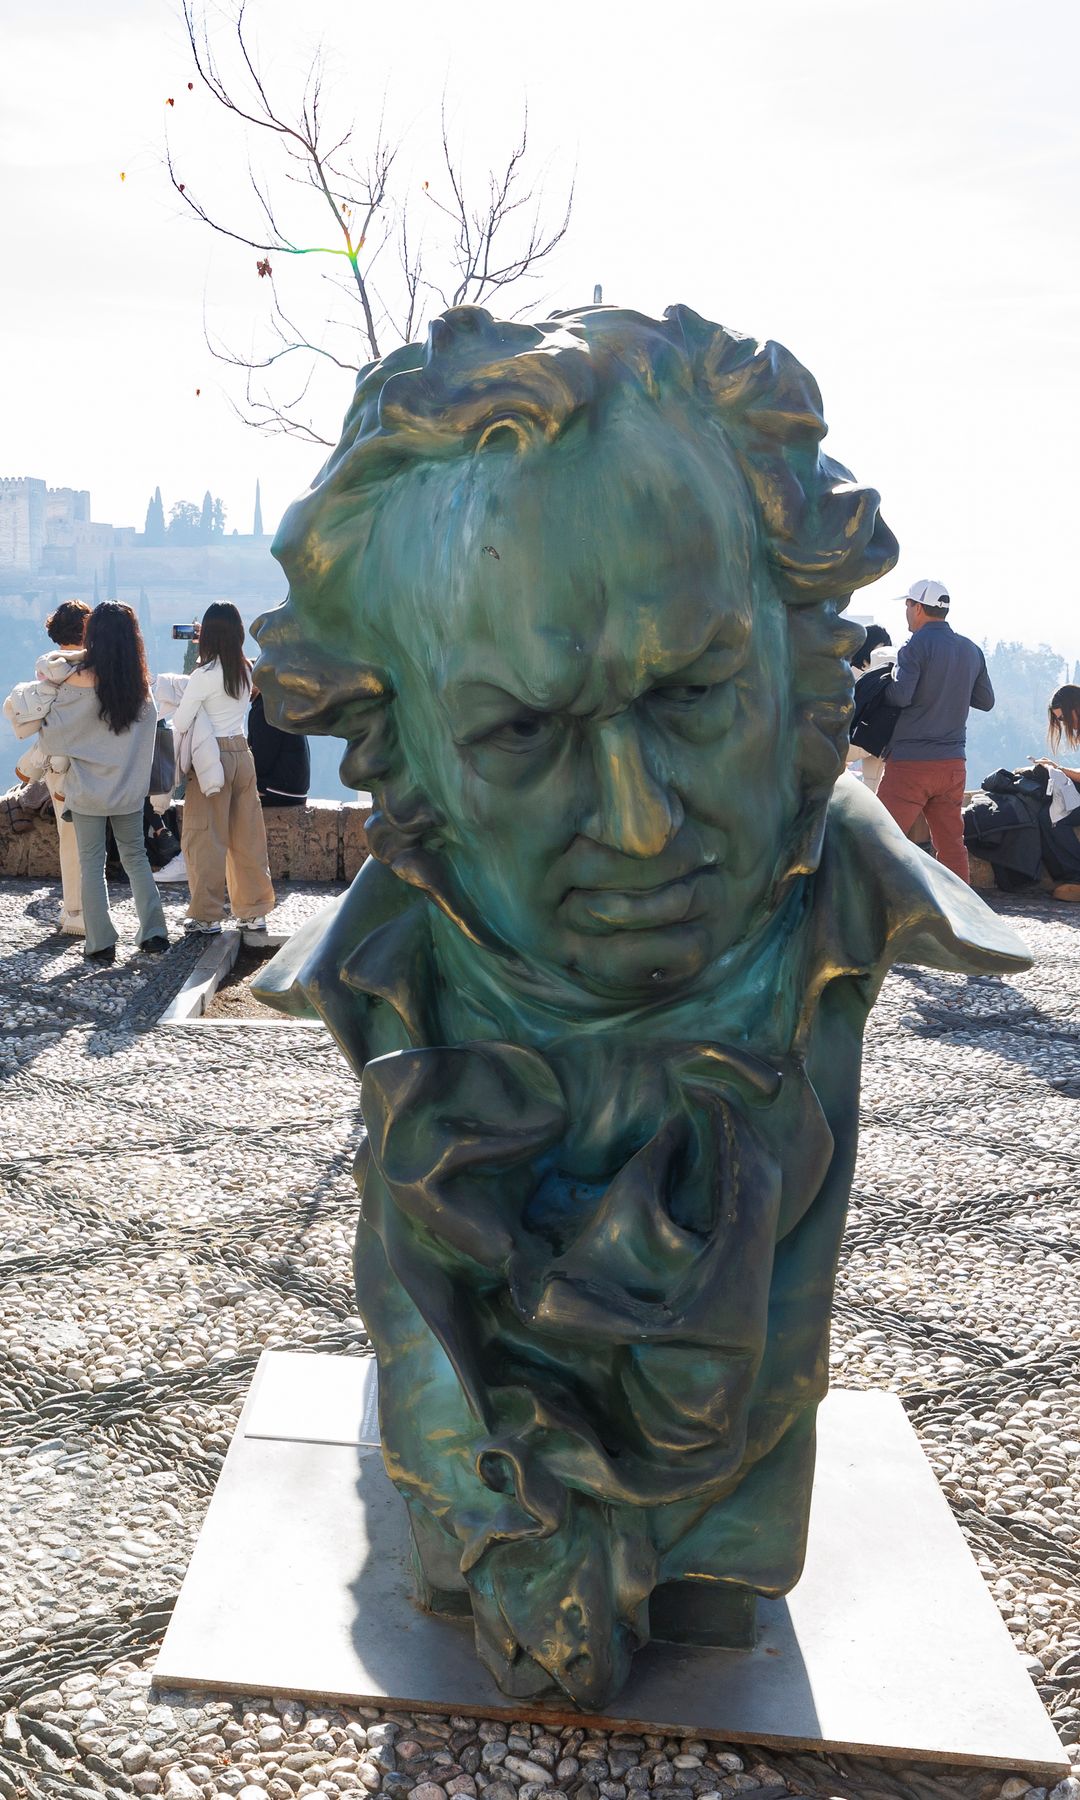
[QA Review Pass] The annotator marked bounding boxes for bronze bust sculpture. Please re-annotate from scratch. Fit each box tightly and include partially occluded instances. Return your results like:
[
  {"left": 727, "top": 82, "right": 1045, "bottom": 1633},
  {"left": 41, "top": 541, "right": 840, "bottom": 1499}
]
[{"left": 252, "top": 304, "right": 1030, "bottom": 1708}]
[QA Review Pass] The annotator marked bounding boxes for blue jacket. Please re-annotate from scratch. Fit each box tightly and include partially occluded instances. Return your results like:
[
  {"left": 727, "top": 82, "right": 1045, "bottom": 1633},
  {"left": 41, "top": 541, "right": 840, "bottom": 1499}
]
[{"left": 885, "top": 622, "right": 994, "bottom": 761}]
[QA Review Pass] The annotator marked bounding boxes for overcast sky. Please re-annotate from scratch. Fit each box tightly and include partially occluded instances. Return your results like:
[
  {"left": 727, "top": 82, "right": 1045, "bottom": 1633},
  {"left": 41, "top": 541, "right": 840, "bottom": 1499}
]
[{"left": 3, "top": 0, "right": 1078, "bottom": 659}]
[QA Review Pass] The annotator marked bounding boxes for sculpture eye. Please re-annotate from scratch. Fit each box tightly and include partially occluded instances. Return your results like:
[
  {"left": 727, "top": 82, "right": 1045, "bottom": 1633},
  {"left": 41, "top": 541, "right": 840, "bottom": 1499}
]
[
  {"left": 645, "top": 679, "right": 736, "bottom": 741},
  {"left": 482, "top": 711, "right": 557, "bottom": 754},
  {"left": 651, "top": 684, "right": 712, "bottom": 708}
]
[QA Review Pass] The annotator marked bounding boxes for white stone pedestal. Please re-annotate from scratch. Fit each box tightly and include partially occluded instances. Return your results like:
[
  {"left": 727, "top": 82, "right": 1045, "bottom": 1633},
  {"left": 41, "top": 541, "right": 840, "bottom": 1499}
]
[{"left": 155, "top": 1351, "right": 1067, "bottom": 1779}]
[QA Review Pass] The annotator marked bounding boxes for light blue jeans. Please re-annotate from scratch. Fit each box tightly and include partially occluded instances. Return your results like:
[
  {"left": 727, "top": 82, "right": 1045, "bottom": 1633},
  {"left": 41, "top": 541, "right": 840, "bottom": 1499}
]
[{"left": 71, "top": 810, "right": 168, "bottom": 954}]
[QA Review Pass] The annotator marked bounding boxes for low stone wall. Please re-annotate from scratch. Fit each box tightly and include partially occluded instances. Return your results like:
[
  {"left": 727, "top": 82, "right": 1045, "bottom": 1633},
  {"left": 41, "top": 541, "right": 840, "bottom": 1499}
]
[
  {"left": 260, "top": 801, "right": 370, "bottom": 883},
  {"left": 0, "top": 800, "right": 370, "bottom": 884},
  {"left": 0, "top": 794, "right": 1046, "bottom": 895}
]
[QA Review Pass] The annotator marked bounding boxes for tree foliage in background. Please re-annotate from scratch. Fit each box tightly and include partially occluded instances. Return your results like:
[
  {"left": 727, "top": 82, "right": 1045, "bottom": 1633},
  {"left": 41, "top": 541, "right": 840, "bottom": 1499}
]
[
  {"left": 967, "top": 641, "right": 1069, "bottom": 780},
  {"left": 160, "top": 495, "right": 227, "bottom": 544},
  {"left": 167, "top": 500, "right": 202, "bottom": 543},
  {"left": 168, "top": 1, "right": 574, "bottom": 444}
]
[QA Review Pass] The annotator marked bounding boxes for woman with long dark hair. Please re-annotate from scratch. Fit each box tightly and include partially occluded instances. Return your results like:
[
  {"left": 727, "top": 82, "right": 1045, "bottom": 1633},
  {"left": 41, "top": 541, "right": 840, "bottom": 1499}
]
[
  {"left": 1043, "top": 686, "right": 1080, "bottom": 780},
  {"left": 37, "top": 603, "right": 168, "bottom": 962},
  {"left": 1033, "top": 685, "right": 1080, "bottom": 905},
  {"left": 170, "top": 602, "right": 274, "bottom": 932}
]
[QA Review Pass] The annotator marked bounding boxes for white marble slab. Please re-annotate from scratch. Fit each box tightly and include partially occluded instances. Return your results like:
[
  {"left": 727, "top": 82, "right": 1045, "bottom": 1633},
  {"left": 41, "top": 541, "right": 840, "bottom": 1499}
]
[
  {"left": 155, "top": 1351, "right": 1067, "bottom": 1778},
  {"left": 243, "top": 1349, "right": 380, "bottom": 1447}
]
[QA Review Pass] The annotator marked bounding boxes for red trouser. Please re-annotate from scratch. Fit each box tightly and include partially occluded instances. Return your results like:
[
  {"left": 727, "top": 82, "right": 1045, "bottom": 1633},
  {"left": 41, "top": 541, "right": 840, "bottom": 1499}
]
[{"left": 877, "top": 757, "right": 969, "bottom": 883}]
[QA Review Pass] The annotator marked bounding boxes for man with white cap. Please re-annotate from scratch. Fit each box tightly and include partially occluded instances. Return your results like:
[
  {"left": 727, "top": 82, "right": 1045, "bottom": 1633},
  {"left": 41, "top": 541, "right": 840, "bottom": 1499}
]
[{"left": 877, "top": 578, "right": 995, "bottom": 882}]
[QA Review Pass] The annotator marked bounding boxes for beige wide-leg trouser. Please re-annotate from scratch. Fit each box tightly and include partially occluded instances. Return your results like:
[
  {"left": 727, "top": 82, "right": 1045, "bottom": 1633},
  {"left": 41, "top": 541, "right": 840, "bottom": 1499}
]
[{"left": 183, "top": 737, "right": 275, "bottom": 923}]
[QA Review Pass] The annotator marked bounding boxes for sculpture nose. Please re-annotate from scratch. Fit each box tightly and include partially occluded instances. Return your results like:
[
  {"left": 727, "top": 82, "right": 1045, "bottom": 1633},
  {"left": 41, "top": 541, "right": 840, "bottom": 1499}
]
[{"left": 581, "top": 715, "right": 684, "bottom": 858}]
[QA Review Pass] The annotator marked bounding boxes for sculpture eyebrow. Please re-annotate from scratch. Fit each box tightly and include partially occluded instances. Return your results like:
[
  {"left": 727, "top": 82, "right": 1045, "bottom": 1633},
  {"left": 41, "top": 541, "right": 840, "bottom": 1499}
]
[
  {"left": 611, "top": 613, "right": 751, "bottom": 704},
  {"left": 445, "top": 620, "right": 750, "bottom": 737},
  {"left": 445, "top": 675, "right": 584, "bottom": 741},
  {"left": 644, "top": 636, "right": 748, "bottom": 689}
]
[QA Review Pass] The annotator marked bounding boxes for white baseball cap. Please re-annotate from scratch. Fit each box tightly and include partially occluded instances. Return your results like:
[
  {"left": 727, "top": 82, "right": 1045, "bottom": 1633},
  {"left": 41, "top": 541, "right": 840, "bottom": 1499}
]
[{"left": 897, "top": 577, "right": 950, "bottom": 612}]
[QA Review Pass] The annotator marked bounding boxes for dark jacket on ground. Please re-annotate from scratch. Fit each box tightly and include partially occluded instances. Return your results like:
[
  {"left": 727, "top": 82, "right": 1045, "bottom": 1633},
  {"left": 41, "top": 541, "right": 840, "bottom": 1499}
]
[
  {"left": 247, "top": 693, "right": 310, "bottom": 808},
  {"left": 886, "top": 622, "right": 994, "bottom": 761},
  {"left": 963, "top": 766, "right": 1080, "bottom": 890}
]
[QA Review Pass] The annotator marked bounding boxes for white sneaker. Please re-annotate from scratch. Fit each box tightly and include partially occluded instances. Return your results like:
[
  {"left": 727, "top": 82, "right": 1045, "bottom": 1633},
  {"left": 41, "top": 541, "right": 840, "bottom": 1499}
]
[
  {"left": 184, "top": 919, "right": 222, "bottom": 935},
  {"left": 236, "top": 916, "right": 267, "bottom": 932},
  {"left": 58, "top": 912, "right": 85, "bottom": 937},
  {"left": 153, "top": 852, "right": 188, "bottom": 884}
]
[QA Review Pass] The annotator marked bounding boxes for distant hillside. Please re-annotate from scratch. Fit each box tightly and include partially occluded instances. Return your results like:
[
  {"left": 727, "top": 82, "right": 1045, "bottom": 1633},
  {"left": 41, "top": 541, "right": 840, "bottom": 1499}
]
[{"left": 967, "top": 641, "right": 1071, "bottom": 782}]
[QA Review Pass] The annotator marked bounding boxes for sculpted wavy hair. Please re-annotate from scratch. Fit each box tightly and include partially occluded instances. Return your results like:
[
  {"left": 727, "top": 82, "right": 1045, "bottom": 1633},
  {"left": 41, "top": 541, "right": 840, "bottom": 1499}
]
[{"left": 255, "top": 304, "right": 898, "bottom": 896}]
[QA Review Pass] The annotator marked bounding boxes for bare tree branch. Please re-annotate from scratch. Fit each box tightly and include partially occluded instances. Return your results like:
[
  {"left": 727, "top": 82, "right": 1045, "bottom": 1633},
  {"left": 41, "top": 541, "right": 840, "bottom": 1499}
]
[{"left": 170, "top": 2, "right": 574, "bottom": 438}]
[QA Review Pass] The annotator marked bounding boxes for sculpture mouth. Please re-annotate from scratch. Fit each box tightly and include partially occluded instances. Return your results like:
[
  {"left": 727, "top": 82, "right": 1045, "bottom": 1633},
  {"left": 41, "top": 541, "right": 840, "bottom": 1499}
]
[{"left": 565, "top": 867, "right": 714, "bottom": 933}]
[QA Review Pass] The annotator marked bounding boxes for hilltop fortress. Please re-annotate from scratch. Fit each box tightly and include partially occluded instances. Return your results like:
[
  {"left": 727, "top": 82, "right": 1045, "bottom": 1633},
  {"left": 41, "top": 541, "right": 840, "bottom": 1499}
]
[{"left": 0, "top": 475, "right": 282, "bottom": 617}]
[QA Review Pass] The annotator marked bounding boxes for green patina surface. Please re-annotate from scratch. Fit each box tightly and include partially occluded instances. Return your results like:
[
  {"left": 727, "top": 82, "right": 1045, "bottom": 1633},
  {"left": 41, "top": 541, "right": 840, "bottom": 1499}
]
[{"left": 251, "top": 304, "right": 1031, "bottom": 1708}]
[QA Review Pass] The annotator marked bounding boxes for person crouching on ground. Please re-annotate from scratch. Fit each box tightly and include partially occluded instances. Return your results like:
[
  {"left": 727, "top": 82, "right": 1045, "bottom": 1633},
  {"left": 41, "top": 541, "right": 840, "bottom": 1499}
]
[
  {"left": 5, "top": 597, "right": 91, "bottom": 935},
  {"left": 169, "top": 603, "right": 274, "bottom": 936},
  {"left": 877, "top": 578, "right": 994, "bottom": 883},
  {"left": 38, "top": 599, "right": 92, "bottom": 934},
  {"left": 1036, "top": 685, "right": 1080, "bottom": 903},
  {"left": 37, "top": 603, "right": 169, "bottom": 964}
]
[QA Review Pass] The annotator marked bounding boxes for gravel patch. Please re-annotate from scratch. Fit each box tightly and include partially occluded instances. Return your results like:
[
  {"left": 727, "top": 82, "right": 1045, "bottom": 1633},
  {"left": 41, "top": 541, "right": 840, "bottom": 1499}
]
[
  {"left": 0, "top": 878, "right": 1077, "bottom": 1800},
  {"left": 203, "top": 944, "right": 282, "bottom": 1020}
]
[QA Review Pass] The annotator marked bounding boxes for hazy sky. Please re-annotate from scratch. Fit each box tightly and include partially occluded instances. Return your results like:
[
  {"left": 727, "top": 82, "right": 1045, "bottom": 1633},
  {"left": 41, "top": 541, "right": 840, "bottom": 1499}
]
[{"left": 3, "top": 0, "right": 1078, "bottom": 658}]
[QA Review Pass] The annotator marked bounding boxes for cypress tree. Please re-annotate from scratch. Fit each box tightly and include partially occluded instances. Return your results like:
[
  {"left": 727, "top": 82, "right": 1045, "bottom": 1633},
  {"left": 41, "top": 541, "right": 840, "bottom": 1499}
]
[
  {"left": 199, "top": 491, "right": 214, "bottom": 541},
  {"left": 106, "top": 552, "right": 118, "bottom": 600},
  {"left": 144, "top": 487, "right": 165, "bottom": 545},
  {"left": 253, "top": 479, "right": 264, "bottom": 537}
]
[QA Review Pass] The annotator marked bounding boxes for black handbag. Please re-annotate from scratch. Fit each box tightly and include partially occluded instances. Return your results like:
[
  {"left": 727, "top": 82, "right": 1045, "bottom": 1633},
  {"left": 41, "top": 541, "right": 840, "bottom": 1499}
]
[
  {"left": 148, "top": 720, "right": 176, "bottom": 796},
  {"left": 145, "top": 802, "right": 181, "bottom": 869},
  {"left": 849, "top": 666, "right": 898, "bottom": 757}
]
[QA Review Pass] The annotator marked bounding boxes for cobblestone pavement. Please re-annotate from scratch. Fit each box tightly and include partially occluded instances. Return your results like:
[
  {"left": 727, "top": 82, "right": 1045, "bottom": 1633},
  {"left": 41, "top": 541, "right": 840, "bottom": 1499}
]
[{"left": 1, "top": 878, "right": 1078, "bottom": 1800}]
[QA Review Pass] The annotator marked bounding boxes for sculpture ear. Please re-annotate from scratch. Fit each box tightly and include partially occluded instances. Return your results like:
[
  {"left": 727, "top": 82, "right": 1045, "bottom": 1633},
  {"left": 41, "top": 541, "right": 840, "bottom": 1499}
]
[
  {"left": 252, "top": 602, "right": 394, "bottom": 754},
  {"left": 476, "top": 417, "right": 536, "bottom": 455}
]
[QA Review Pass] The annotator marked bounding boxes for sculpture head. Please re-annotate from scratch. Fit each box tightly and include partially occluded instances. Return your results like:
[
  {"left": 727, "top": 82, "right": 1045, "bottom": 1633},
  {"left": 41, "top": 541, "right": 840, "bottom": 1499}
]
[{"left": 255, "top": 304, "right": 897, "bottom": 1004}]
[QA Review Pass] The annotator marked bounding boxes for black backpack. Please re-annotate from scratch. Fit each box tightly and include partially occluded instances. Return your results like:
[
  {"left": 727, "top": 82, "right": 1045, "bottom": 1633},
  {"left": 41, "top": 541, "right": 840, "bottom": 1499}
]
[{"left": 849, "top": 666, "right": 898, "bottom": 758}]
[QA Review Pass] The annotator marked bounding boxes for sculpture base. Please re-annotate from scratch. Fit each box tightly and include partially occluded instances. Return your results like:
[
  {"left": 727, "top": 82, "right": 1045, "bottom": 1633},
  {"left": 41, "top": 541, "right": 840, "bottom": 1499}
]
[
  {"left": 651, "top": 1581, "right": 757, "bottom": 1650},
  {"left": 154, "top": 1351, "right": 1067, "bottom": 1778},
  {"left": 412, "top": 1544, "right": 759, "bottom": 1651}
]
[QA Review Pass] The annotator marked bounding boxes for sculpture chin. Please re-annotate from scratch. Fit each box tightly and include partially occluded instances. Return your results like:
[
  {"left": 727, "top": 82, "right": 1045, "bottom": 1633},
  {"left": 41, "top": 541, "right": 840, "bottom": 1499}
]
[{"left": 561, "top": 920, "right": 717, "bottom": 1000}]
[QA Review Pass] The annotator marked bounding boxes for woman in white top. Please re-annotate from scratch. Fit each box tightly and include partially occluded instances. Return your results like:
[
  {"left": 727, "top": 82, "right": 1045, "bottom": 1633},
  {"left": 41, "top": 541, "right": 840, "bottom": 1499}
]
[{"left": 171, "top": 603, "right": 274, "bottom": 933}]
